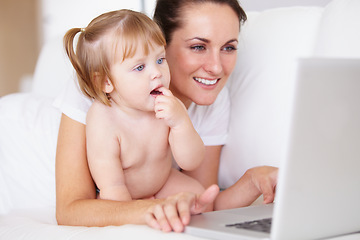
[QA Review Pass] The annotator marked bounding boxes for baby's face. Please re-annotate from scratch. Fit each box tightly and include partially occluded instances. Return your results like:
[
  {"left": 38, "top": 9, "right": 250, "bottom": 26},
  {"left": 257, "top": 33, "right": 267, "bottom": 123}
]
[{"left": 108, "top": 41, "right": 170, "bottom": 112}]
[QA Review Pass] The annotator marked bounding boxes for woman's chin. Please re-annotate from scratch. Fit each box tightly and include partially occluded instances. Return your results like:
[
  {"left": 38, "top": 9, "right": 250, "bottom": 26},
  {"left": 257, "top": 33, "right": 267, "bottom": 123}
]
[{"left": 192, "top": 95, "right": 218, "bottom": 106}]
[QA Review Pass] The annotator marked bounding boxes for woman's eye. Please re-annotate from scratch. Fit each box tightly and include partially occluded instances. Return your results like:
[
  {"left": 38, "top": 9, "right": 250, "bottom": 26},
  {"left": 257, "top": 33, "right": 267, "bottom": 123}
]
[
  {"left": 157, "top": 58, "right": 165, "bottom": 64},
  {"left": 135, "top": 65, "right": 145, "bottom": 71},
  {"left": 223, "top": 45, "right": 237, "bottom": 52},
  {"left": 191, "top": 45, "right": 206, "bottom": 51}
]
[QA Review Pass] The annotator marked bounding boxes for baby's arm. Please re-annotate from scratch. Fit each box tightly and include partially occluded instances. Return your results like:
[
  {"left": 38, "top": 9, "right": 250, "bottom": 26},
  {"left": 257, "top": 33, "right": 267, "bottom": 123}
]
[
  {"left": 86, "top": 101, "right": 132, "bottom": 201},
  {"left": 154, "top": 88, "right": 204, "bottom": 171}
]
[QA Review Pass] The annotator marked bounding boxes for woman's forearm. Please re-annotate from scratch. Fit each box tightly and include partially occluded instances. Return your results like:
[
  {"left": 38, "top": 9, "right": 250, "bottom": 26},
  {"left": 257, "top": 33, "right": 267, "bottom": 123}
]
[
  {"left": 56, "top": 198, "right": 163, "bottom": 227},
  {"left": 214, "top": 166, "right": 278, "bottom": 210},
  {"left": 214, "top": 170, "right": 261, "bottom": 210}
]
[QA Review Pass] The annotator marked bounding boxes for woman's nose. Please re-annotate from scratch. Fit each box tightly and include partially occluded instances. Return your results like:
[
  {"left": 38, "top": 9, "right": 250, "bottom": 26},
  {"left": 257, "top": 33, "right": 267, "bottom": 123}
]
[{"left": 203, "top": 51, "right": 222, "bottom": 75}]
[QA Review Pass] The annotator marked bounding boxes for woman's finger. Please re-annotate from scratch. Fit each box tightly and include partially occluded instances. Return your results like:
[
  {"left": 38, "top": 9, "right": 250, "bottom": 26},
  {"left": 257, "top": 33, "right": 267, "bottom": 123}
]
[
  {"left": 163, "top": 202, "right": 185, "bottom": 232},
  {"left": 152, "top": 204, "right": 172, "bottom": 232},
  {"left": 145, "top": 211, "right": 161, "bottom": 230},
  {"left": 191, "top": 184, "right": 219, "bottom": 214},
  {"left": 177, "top": 197, "right": 192, "bottom": 226}
]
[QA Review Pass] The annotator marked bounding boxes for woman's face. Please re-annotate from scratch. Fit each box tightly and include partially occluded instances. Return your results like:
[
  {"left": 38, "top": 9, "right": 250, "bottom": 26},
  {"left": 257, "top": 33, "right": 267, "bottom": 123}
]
[{"left": 165, "top": 3, "right": 240, "bottom": 107}]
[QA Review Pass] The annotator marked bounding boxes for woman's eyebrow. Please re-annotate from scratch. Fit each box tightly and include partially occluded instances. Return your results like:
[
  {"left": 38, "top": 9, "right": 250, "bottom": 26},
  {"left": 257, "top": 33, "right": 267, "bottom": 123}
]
[
  {"left": 186, "top": 37, "right": 238, "bottom": 44},
  {"left": 226, "top": 39, "right": 239, "bottom": 44},
  {"left": 186, "top": 37, "right": 209, "bottom": 43}
]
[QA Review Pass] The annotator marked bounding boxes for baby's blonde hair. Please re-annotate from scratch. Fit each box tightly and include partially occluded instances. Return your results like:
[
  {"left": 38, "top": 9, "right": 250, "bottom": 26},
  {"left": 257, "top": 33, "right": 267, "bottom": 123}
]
[{"left": 64, "top": 9, "right": 166, "bottom": 106}]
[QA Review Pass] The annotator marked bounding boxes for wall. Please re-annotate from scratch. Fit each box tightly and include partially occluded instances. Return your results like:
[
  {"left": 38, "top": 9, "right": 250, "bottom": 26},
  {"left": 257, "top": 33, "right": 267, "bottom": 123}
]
[{"left": 0, "top": 0, "right": 39, "bottom": 96}]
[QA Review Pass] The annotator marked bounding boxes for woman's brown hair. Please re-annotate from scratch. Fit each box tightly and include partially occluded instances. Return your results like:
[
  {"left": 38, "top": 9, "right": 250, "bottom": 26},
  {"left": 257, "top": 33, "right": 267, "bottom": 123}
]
[{"left": 153, "top": 0, "right": 247, "bottom": 44}]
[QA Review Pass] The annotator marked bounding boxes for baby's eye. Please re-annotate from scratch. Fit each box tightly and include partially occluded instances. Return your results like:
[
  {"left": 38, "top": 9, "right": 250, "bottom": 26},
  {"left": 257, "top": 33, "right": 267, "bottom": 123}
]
[
  {"left": 135, "top": 65, "right": 145, "bottom": 71},
  {"left": 157, "top": 58, "right": 165, "bottom": 64}
]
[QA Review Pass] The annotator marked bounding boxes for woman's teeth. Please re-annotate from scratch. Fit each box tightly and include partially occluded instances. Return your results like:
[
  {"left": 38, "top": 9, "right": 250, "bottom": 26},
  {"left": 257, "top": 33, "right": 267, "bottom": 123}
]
[{"left": 194, "top": 77, "right": 218, "bottom": 86}]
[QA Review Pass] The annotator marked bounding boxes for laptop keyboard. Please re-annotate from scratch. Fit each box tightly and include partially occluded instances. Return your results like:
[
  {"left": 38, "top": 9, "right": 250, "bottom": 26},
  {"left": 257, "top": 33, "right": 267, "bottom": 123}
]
[{"left": 225, "top": 218, "right": 272, "bottom": 233}]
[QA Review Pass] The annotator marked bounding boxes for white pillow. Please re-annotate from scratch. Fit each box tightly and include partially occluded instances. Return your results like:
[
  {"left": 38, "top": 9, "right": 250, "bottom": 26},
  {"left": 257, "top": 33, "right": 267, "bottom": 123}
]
[
  {"left": 314, "top": 0, "right": 360, "bottom": 58},
  {"left": 32, "top": 36, "right": 74, "bottom": 98},
  {"left": 219, "top": 7, "right": 324, "bottom": 188},
  {"left": 0, "top": 93, "right": 61, "bottom": 214}
]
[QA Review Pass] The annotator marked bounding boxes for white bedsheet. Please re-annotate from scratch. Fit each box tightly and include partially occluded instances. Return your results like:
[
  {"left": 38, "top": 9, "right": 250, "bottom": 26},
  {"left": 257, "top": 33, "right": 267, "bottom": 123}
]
[{"left": 0, "top": 207, "right": 205, "bottom": 240}]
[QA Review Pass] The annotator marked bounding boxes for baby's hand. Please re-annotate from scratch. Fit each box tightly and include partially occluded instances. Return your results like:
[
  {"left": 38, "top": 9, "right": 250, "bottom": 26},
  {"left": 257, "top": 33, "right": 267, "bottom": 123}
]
[
  {"left": 145, "top": 185, "right": 219, "bottom": 233},
  {"left": 154, "top": 87, "right": 189, "bottom": 129}
]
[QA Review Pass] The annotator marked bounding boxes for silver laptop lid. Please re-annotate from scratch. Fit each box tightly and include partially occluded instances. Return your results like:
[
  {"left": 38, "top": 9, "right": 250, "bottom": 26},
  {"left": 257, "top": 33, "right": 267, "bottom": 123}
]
[{"left": 272, "top": 58, "right": 360, "bottom": 240}]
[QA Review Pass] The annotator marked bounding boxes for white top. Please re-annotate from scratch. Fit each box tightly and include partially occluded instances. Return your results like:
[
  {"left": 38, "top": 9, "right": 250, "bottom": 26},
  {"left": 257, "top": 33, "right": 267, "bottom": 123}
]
[{"left": 54, "top": 79, "right": 230, "bottom": 146}]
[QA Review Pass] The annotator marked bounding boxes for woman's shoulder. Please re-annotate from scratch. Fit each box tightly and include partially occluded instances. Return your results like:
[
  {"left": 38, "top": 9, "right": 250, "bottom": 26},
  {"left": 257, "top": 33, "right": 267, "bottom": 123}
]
[{"left": 53, "top": 79, "right": 93, "bottom": 124}]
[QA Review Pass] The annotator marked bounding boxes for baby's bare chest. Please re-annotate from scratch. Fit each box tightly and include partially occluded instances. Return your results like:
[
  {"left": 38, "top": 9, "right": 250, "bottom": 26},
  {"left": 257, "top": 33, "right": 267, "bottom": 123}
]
[
  {"left": 118, "top": 120, "right": 170, "bottom": 167},
  {"left": 115, "top": 120, "right": 172, "bottom": 198}
]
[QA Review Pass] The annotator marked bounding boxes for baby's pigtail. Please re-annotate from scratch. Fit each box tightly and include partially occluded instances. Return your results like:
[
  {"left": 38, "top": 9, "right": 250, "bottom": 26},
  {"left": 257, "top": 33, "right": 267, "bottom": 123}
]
[
  {"left": 63, "top": 28, "right": 90, "bottom": 98},
  {"left": 64, "top": 28, "right": 81, "bottom": 74}
]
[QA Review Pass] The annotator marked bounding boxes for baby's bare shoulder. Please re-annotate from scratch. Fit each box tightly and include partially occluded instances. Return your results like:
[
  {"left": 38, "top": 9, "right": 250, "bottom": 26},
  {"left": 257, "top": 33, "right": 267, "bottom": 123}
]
[{"left": 86, "top": 101, "right": 122, "bottom": 133}]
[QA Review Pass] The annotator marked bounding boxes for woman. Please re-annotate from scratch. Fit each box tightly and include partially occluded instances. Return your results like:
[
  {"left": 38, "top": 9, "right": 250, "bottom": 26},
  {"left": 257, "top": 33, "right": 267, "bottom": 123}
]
[
  {"left": 152, "top": 0, "right": 277, "bottom": 210},
  {"left": 55, "top": 0, "right": 277, "bottom": 233}
]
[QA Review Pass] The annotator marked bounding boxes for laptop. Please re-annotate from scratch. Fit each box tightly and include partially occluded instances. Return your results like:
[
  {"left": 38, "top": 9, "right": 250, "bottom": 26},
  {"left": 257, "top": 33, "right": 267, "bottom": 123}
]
[{"left": 185, "top": 58, "right": 360, "bottom": 240}]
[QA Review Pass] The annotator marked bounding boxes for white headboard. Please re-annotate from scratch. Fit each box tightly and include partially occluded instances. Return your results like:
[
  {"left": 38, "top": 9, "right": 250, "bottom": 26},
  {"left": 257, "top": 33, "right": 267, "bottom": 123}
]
[
  {"left": 38, "top": 0, "right": 145, "bottom": 46},
  {"left": 239, "top": 0, "right": 332, "bottom": 11}
]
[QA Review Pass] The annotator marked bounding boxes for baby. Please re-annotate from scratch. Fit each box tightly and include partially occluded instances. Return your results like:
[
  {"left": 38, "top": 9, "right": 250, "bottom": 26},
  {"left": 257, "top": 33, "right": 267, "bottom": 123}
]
[{"left": 63, "top": 9, "right": 206, "bottom": 201}]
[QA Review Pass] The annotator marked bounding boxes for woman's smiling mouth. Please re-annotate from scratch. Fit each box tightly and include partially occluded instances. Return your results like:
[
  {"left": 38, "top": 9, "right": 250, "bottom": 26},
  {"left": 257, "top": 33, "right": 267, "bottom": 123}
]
[{"left": 194, "top": 77, "right": 219, "bottom": 86}]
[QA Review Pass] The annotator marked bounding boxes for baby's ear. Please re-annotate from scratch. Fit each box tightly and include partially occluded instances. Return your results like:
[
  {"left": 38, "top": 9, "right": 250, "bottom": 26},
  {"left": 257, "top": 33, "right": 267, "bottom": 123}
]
[
  {"left": 94, "top": 72, "right": 114, "bottom": 93},
  {"left": 102, "top": 77, "right": 114, "bottom": 93}
]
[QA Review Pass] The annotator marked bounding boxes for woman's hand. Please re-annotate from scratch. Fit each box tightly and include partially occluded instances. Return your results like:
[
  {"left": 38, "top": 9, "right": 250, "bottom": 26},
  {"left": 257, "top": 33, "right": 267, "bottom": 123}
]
[
  {"left": 246, "top": 166, "right": 278, "bottom": 204},
  {"left": 145, "top": 184, "right": 219, "bottom": 233},
  {"left": 214, "top": 166, "right": 278, "bottom": 210}
]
